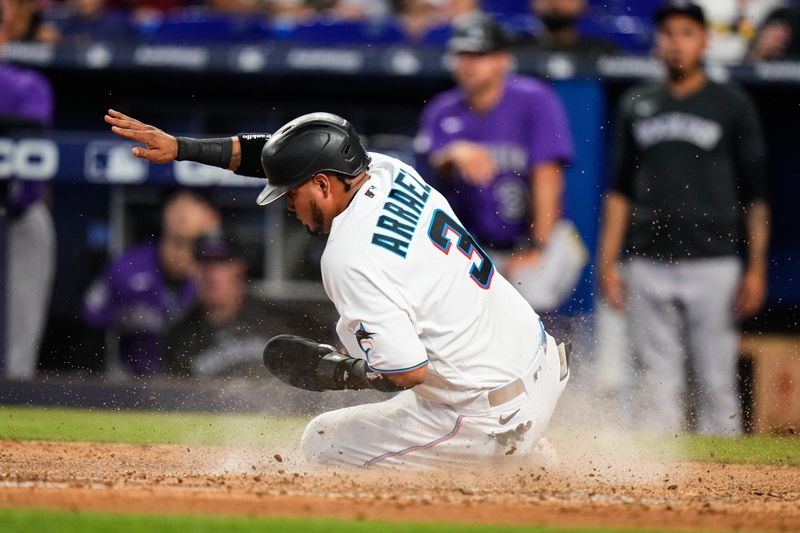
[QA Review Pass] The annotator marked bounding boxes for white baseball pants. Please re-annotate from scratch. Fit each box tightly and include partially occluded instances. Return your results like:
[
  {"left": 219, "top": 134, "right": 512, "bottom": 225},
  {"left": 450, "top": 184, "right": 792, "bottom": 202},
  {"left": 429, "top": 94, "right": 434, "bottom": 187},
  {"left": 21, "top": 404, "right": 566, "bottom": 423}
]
[{"left": 301, "top": 333, "right": 567, "bottom": 468}]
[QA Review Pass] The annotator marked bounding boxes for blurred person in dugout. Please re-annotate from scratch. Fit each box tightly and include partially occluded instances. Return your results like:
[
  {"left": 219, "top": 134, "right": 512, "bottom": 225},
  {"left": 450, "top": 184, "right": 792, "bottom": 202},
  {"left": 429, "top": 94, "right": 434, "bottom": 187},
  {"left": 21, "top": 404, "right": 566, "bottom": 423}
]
[
  {"left": 416, "top": 13, "right": 587, "bottom": 320},
  {"left": 749, "top": 1, "right": 800, "bottom": 60},
  {"left": 598, "top": 1, "right": 770, "bottom": 436},
  {"left": 0, "top": 30, "right": 56, "bottom": 380},
  {"left": 82, "top": 189, "right": 220, "bottom": 376},
  {"left": 514, "top": 0, "right": 618, "bottom": 56},
  {"left": 164, "top": 233, "right": 329, "bottom": 379}
]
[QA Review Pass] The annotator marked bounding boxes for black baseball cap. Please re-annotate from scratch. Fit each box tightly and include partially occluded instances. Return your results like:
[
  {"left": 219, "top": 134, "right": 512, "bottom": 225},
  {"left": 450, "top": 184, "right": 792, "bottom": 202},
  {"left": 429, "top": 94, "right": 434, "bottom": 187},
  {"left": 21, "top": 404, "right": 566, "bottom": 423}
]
[
  {"left": 654, "top": 1, "right": 706, "bottom": 27},
  {"left": 195, "top": 233, "right": 243, "bottom": 262},
  {"left": 447, "top": 13, "right": 510, "bottom": 55}
]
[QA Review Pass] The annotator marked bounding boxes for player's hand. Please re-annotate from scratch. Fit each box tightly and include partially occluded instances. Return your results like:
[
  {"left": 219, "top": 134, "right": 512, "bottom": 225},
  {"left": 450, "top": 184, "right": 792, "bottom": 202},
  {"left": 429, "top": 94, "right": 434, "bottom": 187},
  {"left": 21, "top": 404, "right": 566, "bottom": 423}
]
[
  {"left": 734, "top": 264, "right": 767, "bottom": 321},
  {"left": 505, "top": 249, "right": 542, "bottom": 279},
  {"left": 447, "top": 141, "right": 496, "bottom": 186},
  {"left": 105, "top": 109, "right": 178, "bottom": 164},
  {"left": 600, "top": 264, "right": 625, "bottom": 311}
]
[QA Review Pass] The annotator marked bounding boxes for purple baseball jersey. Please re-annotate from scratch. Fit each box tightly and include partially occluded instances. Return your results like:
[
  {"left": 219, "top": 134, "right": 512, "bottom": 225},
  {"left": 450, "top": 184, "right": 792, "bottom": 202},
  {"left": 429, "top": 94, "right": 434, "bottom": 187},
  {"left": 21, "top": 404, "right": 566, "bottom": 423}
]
[
  {"left": 0, "top": 63, "right": 54, "bottom": 216},
  {"left": 82, "top": 243, "right": 197, "bottom": 375},
  {"left": 417, "top": 75, "right": 573, "bottom": 250}
]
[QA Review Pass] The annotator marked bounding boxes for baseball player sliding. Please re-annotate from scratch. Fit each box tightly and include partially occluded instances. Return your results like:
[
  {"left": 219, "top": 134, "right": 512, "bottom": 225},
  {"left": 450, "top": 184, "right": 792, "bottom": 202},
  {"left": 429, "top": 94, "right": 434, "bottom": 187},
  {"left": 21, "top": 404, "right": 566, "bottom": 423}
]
[{"left": 106, "top": 109, "right": 570, "bottom": 468}]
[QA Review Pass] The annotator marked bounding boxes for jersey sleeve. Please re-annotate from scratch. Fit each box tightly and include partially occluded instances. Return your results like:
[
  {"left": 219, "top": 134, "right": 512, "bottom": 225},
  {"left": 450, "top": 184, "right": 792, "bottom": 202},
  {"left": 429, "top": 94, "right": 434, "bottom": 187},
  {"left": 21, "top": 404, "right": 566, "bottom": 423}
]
[
  {"left": 233, "top": 133, "right": 271, "bottom": 178},
  {"left": 732, "top": 93, "right": 768, "bottom": 205},
  {"left": 527, "top": 84, "right": 574, "bottom": 168},
  {"left": 327, "top": 260, "right": 428, "bottom": 374}
]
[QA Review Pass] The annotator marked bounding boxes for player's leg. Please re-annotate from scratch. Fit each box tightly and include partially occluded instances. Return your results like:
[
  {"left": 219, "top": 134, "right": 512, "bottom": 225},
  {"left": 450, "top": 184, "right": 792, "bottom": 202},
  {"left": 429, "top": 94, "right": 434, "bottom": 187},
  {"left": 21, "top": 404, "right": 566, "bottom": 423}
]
[
  {"left": 626, "top": 258, "right": 685, "bottom": 433},
  {"left": 6, "top": 203, "right": 56, "bottom": 380},
  {"left": 301, "top": 390, "right": 468, "bottom": 468},
  {"left": 302, "top": 334, "right": 566, "bottom": 468},
  {"left": 681, "top": 257, "right": 742, "bottom": 436}
]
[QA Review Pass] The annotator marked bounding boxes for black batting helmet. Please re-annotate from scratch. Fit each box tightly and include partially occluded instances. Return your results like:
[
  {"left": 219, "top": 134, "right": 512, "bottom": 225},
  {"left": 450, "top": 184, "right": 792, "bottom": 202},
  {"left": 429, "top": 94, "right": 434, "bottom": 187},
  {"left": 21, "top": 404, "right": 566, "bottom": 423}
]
[{"left": 256, "top": 112, "right": 370, "bottom": 206}]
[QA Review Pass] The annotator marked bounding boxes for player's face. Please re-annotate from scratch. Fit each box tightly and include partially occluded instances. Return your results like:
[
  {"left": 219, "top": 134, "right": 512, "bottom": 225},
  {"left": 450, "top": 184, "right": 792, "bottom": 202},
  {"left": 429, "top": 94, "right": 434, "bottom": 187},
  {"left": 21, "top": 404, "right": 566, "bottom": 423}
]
[
  {"left": 286, "top": 178, "right": 328, "bottom": 236},
  {"left": 452, "top": 51, "right": 509, "bottom": 95},
  {"left": 656, "top": 15, "right": 707, "bottom": 79},
  {"left": 195, "top": 258, "right": 245, "bottom": 309},
  {"left": 159, "top": 196, "right": 220, "bottom": 281}
]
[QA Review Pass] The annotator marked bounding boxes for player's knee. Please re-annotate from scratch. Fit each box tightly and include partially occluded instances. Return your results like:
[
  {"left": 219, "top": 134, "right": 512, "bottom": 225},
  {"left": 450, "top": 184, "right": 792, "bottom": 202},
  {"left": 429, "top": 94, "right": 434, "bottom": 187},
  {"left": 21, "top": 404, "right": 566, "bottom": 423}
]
[{"left": 300, "top": 412, "right": 335, "bottom": 465}]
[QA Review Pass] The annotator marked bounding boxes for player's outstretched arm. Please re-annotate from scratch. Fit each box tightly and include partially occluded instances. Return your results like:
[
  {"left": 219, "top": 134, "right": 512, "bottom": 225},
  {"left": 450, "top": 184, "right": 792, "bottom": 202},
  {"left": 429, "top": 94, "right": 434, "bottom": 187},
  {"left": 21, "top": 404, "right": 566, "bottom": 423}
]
[
  {"left": 263, "top": 334, "right": 411, "bottom": 392},
  {"left": 105, "top": 109, "right": 269, "bottom": 177}
]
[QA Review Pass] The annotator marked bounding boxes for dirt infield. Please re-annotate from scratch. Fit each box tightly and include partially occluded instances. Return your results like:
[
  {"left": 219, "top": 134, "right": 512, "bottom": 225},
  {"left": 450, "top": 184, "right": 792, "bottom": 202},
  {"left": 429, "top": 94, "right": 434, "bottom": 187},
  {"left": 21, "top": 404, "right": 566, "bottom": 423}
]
[{"left": 0, "top": 439, "right": 798, "bottom": 531}]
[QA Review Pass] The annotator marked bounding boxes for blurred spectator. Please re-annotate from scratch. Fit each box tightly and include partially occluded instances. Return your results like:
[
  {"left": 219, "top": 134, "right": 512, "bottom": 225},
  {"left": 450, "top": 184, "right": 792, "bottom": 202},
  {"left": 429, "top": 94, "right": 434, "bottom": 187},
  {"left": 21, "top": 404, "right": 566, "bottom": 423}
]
[
  {"left": 0, "top": 36, "right": 56, "bottom": 380},
  {"left": 165, "top": 232, "right": 332, "bottom": 378},
  {"left": 416, "top": 13, "right": 586, "bottom": 314},
  {"left": 82, "top": 189, "right": 220, "bottom": 376},
  {"left": 598, "top": 1, "right": 769, "bottom": 435},
  {"left": 262, "top": 0, "right": 390, "bottom": 21},
  {"left": 44, "top": 0, "right": 136, "bottom": 44},
  {"left": 514, "top": 0, "right": 618, "bottom": 56},
  {"left": 694, "top": 0, "right": 783, "bottom": 63},
  {"left": 328, "top": 0, "right": 391, "bottom": 21},
  {"left": 393, "top": 0, "right": 449, "bottom": 41},
  {"left": 749, "top": 3, "right": 800, "bottom": 60},
  {"left": 0, "top": 0, "right": 60, "bottom": 43},
  {"left": 106, "top": 0, "right": 188, "bottom": 24}
]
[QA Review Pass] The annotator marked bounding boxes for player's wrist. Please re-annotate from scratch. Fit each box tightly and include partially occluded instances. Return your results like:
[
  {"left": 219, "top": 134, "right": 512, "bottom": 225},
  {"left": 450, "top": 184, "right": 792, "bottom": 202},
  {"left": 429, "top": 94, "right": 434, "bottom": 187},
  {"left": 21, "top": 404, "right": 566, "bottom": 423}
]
[{"left": 175, "top": 137, "right": 233, "bottom": 168}]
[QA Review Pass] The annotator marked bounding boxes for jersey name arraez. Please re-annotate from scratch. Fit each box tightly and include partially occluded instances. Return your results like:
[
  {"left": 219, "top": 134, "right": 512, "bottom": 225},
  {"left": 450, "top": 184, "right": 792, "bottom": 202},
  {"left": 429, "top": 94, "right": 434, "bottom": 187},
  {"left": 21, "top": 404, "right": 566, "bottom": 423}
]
[
  {"left": 321, "top": 152, "right": 544, "bottom": 405},
  {"left": 370, "top": 169, "right": 431, "bottom": 258}
]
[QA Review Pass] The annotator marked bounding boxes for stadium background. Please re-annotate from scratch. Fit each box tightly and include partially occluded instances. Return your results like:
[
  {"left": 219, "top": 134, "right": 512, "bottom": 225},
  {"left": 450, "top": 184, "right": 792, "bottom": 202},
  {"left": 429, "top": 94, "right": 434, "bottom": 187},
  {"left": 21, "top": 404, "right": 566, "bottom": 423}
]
[{"left": 1, "top": 0, "right": 799, "bottom": 415}]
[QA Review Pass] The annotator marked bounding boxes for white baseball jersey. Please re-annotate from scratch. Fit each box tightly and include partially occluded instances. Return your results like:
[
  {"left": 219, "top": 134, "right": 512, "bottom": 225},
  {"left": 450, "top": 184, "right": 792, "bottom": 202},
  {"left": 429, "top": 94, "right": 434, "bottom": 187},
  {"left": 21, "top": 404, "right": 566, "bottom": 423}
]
[{"left": 322, "top": 152, "right": 544, "bottom": 406}]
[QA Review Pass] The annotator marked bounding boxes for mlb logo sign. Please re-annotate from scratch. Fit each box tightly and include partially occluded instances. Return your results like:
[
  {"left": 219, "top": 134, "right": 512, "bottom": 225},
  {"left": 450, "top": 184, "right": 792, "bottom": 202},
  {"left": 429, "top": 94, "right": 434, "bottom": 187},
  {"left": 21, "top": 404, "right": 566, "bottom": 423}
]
[{"left": 84, "top": 141, "right": 147, "bottom": 184}]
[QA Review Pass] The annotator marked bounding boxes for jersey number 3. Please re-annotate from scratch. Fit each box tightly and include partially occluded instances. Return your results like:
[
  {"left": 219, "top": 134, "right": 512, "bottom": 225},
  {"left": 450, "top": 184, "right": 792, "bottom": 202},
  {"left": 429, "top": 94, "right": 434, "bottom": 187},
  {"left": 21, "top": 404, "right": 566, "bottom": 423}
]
[{"left": 428, "top": 209, "right": 494, "bottom": 289}]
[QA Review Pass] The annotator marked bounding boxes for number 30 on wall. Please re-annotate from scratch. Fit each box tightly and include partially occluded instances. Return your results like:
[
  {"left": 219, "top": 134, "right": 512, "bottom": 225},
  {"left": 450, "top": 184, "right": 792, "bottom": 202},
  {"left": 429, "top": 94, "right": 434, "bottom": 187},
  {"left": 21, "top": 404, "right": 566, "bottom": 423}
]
[{"left": 427, "top": 209, "right": 494, "bottom": 289}]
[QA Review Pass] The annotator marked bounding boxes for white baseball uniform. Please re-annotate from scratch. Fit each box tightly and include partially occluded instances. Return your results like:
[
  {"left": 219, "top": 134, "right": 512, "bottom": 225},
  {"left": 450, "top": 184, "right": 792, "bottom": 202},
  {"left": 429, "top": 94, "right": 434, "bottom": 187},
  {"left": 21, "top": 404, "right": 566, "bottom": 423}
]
[{"left": 301, "top": 153, "right": 568, "bottom": 468}]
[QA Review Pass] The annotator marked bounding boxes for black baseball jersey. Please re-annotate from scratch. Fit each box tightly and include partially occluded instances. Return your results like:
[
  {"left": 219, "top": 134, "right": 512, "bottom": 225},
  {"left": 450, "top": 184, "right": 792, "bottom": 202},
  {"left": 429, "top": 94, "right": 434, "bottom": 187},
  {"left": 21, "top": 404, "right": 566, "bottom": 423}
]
[
  {"left": 610, "top": 80, "right": 767, "bottom": 261},
  {"left": 164, "top": 296, "right": 330, "bottom": 378}
]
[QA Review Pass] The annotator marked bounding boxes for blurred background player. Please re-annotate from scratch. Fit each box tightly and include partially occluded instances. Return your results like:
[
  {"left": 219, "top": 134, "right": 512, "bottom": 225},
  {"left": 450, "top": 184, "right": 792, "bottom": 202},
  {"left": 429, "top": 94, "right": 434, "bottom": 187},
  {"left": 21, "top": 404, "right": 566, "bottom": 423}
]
[
  {"left": 164, "top": 232, "right": 329, "bottom": 379},
  {"left": 598, "top": 0, "right": 770, "bottom": 435},
  {"left": 417, "top": 13, "right": 586, "bottom": 317},
  {"left": 0, "top": 29, "right": 56, "bottom": 380},
  {"left": 749, "top": 1, "right": 800, "bottom": 60},
  {"left": 82, "top": 189, "right": 220, "bottom": 376}
]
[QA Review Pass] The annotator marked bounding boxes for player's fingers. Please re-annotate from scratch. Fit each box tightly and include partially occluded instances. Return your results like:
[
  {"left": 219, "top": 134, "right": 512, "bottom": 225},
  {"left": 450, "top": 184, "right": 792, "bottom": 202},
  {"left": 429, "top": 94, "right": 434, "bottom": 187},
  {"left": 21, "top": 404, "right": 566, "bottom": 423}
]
[
  {"left": 106, "top": 115, "right": 150, "bottom": 131},
  {"left": 108, "top": 109, "right": 146, "bottom": 126},
  {"left": 111, "top": 126, "right": 152, "bottom": 144},
  {"left": 110, "top": 125, "right": 141, "bottom": 140}
]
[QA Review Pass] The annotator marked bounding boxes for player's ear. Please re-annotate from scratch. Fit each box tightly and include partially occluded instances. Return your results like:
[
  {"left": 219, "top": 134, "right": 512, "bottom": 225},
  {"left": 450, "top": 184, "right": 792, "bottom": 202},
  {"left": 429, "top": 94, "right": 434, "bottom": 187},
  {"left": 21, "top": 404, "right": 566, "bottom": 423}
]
[{"left": 312, "top": 173, "right": 330, "bottom": 196}]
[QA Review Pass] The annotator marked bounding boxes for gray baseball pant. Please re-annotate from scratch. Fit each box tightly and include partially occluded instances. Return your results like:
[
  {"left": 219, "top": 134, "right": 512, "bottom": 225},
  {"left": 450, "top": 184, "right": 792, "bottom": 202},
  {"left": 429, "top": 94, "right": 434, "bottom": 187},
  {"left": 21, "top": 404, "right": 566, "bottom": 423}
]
[
  {"left": 5, "top": 202, "right": 55, "bottom": 380},
  {"left": 626, "top": 257, "right": 742, "bottom": 436}
]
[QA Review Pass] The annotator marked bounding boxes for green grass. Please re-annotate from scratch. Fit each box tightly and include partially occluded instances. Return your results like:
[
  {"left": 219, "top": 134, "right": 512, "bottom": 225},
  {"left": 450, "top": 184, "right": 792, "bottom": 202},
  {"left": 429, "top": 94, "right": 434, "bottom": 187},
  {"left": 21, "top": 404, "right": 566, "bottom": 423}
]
[
  {"left": 675, "top": 433, "right": 800, "bottom": 466},
  {"left": 0, "top": 405, "right": 798, "bottom": 465},
  {"left": 0, "top": 406, "right": 306, "bottom": 446},
  {"left": 0, "top": 508, "right": 726, "bottom": 533}
]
